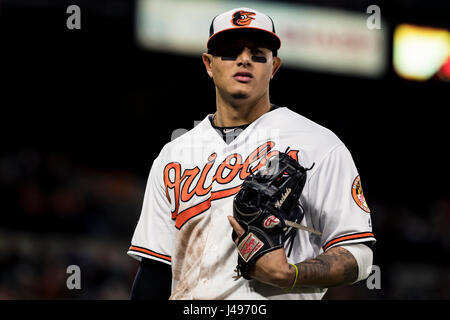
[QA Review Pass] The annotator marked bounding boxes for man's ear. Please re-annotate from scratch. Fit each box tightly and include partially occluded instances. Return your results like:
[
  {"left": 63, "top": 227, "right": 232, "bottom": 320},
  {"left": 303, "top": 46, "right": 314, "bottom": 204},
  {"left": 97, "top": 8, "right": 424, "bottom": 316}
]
[
  {"left": 202, "top": 53, "right": 214, "bottom": 78},
  {"left": 271, "top": 56, "right": 282, "bottom": 79}
]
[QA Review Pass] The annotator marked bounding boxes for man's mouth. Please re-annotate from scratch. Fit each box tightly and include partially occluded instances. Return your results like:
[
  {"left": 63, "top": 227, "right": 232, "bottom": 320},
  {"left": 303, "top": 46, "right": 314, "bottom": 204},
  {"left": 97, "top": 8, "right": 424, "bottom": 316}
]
[{"left": 233, "top": 72, "right": 253, "bottom": 83}]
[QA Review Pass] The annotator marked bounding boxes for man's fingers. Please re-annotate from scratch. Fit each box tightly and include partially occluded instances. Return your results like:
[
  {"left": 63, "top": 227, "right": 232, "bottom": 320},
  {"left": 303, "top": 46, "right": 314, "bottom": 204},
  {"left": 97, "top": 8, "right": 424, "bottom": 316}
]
[{"left": 228, "top": 216, "right": 245, "bottom": 239}]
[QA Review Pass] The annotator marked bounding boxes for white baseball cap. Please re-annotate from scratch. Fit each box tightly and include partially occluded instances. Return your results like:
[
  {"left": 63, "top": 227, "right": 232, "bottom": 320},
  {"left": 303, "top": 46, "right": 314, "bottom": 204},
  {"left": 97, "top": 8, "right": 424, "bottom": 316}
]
[{"left": 207, "top": 7, "right": 281, "bottom": 52}]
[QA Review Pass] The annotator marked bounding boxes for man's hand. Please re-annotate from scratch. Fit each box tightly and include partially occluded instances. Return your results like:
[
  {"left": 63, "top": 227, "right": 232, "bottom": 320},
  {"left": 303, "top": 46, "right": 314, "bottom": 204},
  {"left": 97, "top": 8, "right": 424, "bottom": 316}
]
[{"left": 228, "top": 216, "right": 295, "bottom": 288}]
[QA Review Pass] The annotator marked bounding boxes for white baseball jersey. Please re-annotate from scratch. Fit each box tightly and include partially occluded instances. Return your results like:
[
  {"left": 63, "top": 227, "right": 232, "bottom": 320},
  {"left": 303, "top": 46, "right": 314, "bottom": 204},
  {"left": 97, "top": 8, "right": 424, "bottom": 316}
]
[{"left": 128, "top": 107, "right": 376, "bottom": 300}]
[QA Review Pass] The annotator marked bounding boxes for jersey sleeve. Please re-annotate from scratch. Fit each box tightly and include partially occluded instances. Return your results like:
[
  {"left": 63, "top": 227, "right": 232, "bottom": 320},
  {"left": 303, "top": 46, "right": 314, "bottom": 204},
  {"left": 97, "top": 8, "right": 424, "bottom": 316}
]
[
  {"left": 307, "top": 144, "right": 376, "bottom": 252},
  {"left": 127, "top": 154, "right": 174, "bottom": 265}
]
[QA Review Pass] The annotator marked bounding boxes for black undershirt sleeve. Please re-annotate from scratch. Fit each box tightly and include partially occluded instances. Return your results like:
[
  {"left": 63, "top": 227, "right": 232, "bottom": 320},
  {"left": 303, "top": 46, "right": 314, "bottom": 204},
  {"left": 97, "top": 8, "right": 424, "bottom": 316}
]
[{"left": 130, "top": 257, "right": 172, "bottom": 300}]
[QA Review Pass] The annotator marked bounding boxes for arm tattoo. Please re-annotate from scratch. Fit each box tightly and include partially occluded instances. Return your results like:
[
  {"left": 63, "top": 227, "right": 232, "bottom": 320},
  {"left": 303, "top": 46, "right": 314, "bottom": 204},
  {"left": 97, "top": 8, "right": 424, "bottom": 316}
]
[{"left": 296, "top": 246, "right": 358, "bottom": 288}]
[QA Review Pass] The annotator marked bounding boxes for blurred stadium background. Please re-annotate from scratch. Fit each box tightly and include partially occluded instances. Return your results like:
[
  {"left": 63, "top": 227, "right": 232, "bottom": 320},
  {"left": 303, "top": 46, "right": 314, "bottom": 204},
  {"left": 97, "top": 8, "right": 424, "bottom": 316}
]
[{"left": 0, "top": 0, "right": 449, "bottom": 299}]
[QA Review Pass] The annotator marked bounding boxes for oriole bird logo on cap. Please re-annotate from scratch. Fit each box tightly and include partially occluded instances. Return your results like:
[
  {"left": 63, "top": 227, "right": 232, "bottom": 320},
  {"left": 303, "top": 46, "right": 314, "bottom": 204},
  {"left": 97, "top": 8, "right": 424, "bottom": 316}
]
[{"left": 231, "top": 10, "right": 256, "bottom": 27}]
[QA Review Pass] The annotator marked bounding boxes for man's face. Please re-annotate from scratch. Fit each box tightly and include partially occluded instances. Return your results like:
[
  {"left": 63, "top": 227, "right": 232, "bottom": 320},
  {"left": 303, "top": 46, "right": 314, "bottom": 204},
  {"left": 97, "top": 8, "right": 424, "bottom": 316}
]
[{"left": 202, "top": 37, "right": 281, "bottom": 103}]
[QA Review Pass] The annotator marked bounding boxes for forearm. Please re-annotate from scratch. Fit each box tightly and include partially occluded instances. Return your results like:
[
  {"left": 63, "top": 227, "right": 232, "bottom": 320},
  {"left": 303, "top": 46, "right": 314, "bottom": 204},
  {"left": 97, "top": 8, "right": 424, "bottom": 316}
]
[
  {"left": 230, "top": 215, "right": 361, "bottom": 289},
  {"left": 275, "top": 246, "right": 358, "bottom": 289},
  {"left": 250, "top": 246, "right": 358, "bottom": 289},
  {"left": 294, "top": 246, "right": 358, "bottom": 288}
]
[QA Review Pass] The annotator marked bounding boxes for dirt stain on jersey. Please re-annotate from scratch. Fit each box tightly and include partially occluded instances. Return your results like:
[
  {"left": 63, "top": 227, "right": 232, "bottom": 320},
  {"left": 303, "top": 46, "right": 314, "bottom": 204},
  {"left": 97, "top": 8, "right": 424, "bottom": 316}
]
[{"left": 170, "top": 215, "right": 207, "bottom": 299}]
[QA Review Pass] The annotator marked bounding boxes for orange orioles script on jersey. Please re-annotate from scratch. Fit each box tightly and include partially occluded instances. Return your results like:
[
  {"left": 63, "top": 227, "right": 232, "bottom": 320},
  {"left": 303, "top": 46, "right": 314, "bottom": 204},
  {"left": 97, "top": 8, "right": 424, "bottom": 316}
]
[
  {"left": 163, "top": 141, "right": 299, "bottom": 229},
  {"left": 231, "top": 10, "right": 256, "bottom": 27}
]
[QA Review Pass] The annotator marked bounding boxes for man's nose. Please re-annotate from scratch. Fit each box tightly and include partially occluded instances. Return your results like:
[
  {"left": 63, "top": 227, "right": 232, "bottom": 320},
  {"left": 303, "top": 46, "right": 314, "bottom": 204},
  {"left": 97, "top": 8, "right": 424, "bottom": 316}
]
[{"left": 236, "top": 48, "right": 252, "bottom": 66}]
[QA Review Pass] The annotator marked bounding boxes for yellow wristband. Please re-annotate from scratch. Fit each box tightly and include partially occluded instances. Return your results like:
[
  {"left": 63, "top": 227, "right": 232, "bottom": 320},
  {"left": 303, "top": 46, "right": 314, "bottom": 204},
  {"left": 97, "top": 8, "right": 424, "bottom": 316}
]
[{"left": 289, "top": 263, "right": 299, "bottom": 290}]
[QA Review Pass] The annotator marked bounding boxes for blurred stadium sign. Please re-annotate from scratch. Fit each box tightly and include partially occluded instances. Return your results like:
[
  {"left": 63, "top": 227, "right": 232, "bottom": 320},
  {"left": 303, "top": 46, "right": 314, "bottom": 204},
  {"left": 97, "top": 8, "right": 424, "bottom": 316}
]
[
  {"left": 393, "top": 24, "right": 450, "bottom": 81},
  {"left": 136, "top": 0, "right": 387, "bottom": 78}
]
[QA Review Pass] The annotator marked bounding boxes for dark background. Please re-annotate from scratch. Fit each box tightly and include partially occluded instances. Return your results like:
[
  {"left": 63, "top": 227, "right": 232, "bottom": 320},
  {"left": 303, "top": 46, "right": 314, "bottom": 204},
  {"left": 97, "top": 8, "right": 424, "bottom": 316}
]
[{"left": 0, "top": 0, "right": 449, "bottom": 299}]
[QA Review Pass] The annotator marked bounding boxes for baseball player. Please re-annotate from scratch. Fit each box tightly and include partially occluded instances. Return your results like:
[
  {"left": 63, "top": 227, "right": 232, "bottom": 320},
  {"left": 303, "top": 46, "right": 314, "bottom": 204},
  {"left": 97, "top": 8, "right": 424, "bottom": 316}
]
[{"left": 128, "top": 7, "right": 376, "bottom": 300}]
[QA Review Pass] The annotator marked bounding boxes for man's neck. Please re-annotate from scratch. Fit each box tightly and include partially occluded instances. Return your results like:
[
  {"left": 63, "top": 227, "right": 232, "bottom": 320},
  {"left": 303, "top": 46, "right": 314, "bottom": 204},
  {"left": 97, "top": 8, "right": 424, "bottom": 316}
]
[{"left": 214, "top": 94, "right": 271, "bottom": 127}]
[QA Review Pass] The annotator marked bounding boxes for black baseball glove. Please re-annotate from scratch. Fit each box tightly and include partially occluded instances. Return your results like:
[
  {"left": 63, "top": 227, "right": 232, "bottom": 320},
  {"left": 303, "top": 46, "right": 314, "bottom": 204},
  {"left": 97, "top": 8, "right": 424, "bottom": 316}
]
[{"left": 232, "top": 150, "right": 312, "bottom": 280}]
